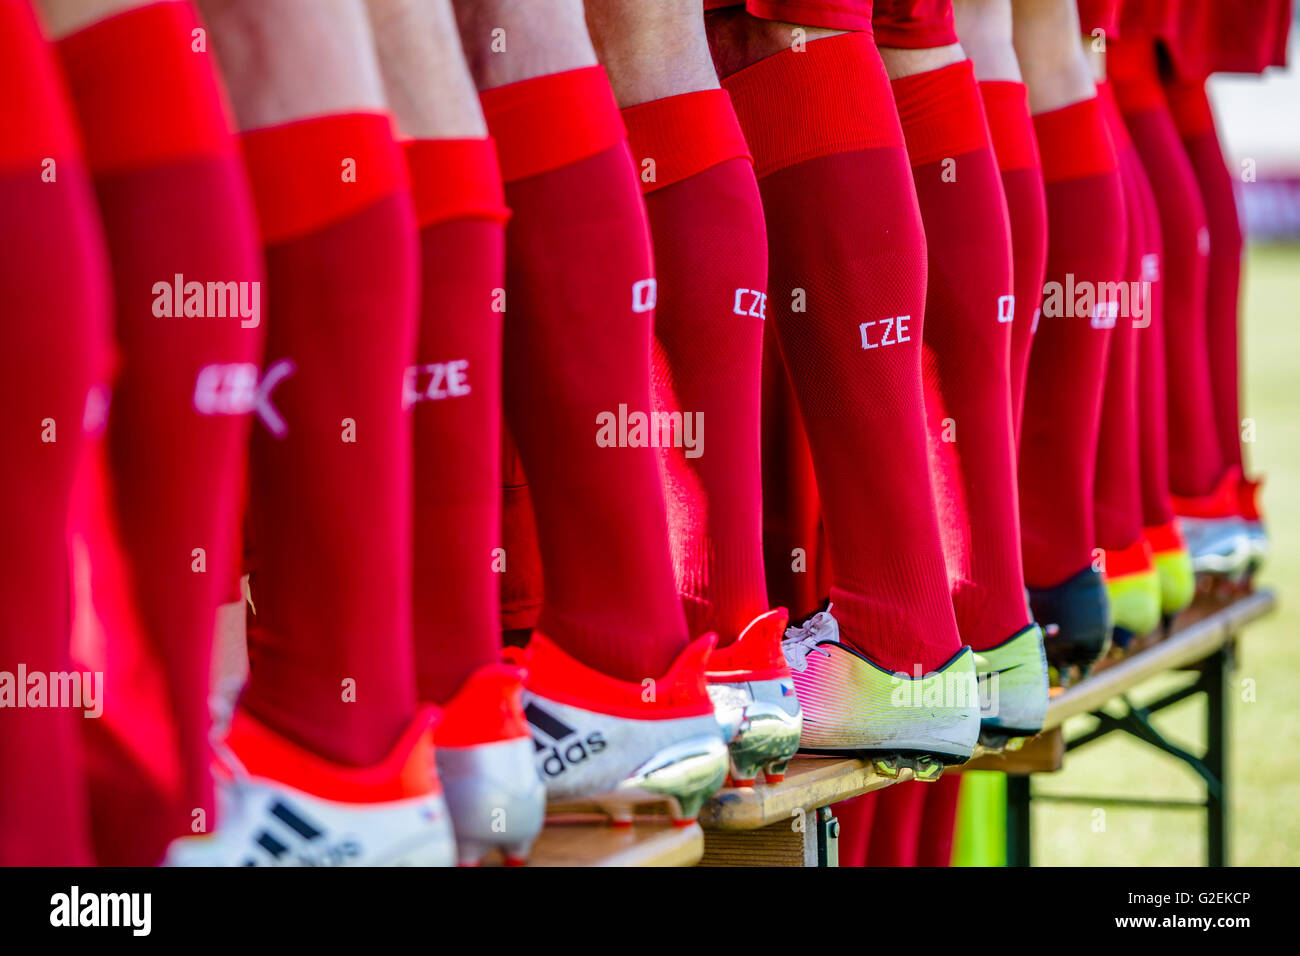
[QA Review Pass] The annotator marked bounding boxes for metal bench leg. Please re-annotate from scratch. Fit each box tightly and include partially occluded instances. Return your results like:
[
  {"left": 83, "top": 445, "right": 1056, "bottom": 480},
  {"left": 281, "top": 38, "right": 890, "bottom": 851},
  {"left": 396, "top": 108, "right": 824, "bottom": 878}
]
[{"left": 1205, "top": 645, "right": 1229, "bottom": 867}]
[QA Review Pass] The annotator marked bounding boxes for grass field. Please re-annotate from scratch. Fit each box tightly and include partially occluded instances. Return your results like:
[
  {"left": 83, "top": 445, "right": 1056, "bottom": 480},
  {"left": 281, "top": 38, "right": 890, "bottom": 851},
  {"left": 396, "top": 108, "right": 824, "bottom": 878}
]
[{"left": 1026, "top": 244, "right": 1300, "bottom": 866}]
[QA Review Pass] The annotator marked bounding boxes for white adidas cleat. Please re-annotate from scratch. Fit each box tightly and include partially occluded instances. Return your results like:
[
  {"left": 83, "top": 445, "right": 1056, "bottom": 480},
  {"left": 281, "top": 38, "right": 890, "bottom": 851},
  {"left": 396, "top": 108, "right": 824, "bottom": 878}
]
[
  {"left": 782, "top": 607, "right": 980, "bottom": 779},
  {"left": 434, "top": 664, "right": 545, "bottom": 866},
  {"left": 516, "top": 632, "right": 729, "bottom": 825},
  {"left": 164, "top": 708, "right": 456, "bottom": 866}
]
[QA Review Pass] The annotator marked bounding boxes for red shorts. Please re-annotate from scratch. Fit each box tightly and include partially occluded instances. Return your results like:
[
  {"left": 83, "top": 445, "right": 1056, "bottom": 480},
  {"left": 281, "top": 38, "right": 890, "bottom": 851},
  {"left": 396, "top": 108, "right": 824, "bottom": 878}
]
[
  {"left": 1077, "top": 0, "right": 1120, "bottom": 38},
  {"left": 1195, "top": 0, "right": 1292, "bottom": 75},
  {"left": 872, "top": 0, "right": 957, "bottom": 48},
  {"left": 703, "top": 0, "right": 875, "bottom": 34}
]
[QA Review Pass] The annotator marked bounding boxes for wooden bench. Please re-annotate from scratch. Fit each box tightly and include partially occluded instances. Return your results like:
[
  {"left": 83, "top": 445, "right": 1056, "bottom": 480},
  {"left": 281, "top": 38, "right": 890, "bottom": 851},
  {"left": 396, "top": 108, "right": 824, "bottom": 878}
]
[
  {"left": 522, "top": 816, "right": 704, "bottom": 867},
  {"left": 694, "top": 588, "right": 1276, "bottom": 867}
]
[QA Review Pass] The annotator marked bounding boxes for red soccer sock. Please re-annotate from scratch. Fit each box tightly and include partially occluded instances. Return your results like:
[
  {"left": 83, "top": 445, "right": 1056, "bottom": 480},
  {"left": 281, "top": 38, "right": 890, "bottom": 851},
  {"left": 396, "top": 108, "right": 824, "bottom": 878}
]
[
  {"left": 57, "top": 0, "right": 264, "bottom": 851},
  {"left": 239, "top": 113, "right": 418, "bottom": 766},
  {"left": 867, "top": 781, "right": 926, "bottom": 867},
  {"left": 1093, "top": 82, "right": 1144, "bottom": 556},
  {"left": 1119, "top": 123, "right": 1176, "bottom": 530},
  {"left": 0, "top": 0, "right": 108, "bottom": 866},
  {"left": 1018, "top": 97, "right": 1125, "bottom": 589},
  {"left": 482, "top": 67, "right": 689, "bottom": 681},
  {"left": 726, "top": 33, "right": 962, "bottom": 673},
  {"left": 979, "top": 80, "right": 1049, "bottom": 445},
  {"left": 1110, "top": 41, "right": 1222, "bottom": 499},
  {"left": 1165, "top": 77, "right": 1245, "bottom": 479},
  {"left": 761, "top": 340, "right": 825, "bottom": 621},
  {"left": 623, "top": 89, "right": 770, "bottom": 643},
  {"left": 404, "top": 138, "right": 510, "bottom": 705},
  {"left": 916, "top": 771, "right": 963, "bottom": 867},
  {"left": 894, "top": 60, "right": 1030, "bottom": 651}
]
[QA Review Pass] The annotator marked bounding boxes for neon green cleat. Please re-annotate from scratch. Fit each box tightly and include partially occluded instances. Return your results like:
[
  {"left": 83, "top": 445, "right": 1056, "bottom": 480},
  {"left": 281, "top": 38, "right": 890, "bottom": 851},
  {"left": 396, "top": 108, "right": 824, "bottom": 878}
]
[{"left": 1145, "top": 522, "right": 1195, "bottom": 615}]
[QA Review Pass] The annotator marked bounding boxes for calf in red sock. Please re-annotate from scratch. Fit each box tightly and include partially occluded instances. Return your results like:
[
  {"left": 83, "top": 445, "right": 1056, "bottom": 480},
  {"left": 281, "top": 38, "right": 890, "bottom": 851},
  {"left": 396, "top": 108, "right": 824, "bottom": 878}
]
[
  {"left": 1011, "top": 0, "right": 1122, "bottom": 677},
  {"left": 882, "top": 0, "right": 1047, "bottom": 745},
  {"left": 48, "top": 0, "right": 265, "bottom": 863},
  {"left": 164, "top": 0, "right": 459, "bottom": 867},
  {"left": 453, "top": 0, "right": 730, "bottom": 823},
  {"left": 364, "top": 0, "right": 545, "bottom": 866},
  {"left": 710, "top": 5, "right": 980, "bottom": 770},
  {"left": 0, "top": 0, "right": 110, "bottom": 866}
]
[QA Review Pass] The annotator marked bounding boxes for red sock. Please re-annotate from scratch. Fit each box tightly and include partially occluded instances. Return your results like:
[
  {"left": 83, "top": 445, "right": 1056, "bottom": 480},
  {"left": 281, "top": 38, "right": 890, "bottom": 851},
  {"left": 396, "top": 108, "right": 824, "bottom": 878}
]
[
  {"left": 1165, "top": 77, "right": 1245, "bottom": 478},
  {"left": 1110, "top": 41, "right": 1222, "bottom": 498},
  {"left": 239, "top": 113, "right": 417, "bottom": 766},
  {"left": 726, "top": 33, "right": 961, "bottom": 673},
  {"left": 867, "top": 781, "right": 926, "bottom": 867},
  {"left": 834, "top": 791, "right": 878, "bottom": 867},
  {"left": 761, "top": 341, "right": 825, "bottom": 621},
  {"left": 1093, "top": 82, "right": 1143, "bottom": 555},
  {"left": 404, "top": 138, "right": 510, "bottom": 704},
  {"left": 916, "top": 772, "right": 963, "bottom": 867},
  {"left": 1018, "top": 97, "right": 1125, "bottom": 589},
  {"left": 894, "top": 61, "right": 1030, "bottom": 651},
  {"left": 482, "top": 67, "right": 688, "bottom": 681},
  {"left": 979, "top": 80, "right": 1048, "bottom": 445},
  {"left": 1104, "top": 94, "right": 1175, "bottom": 530},
  {"left": 623, "top": 89, "right": 769, "bottom": 643},
  {"left": 0, "top": 0, "right": 108, "bottom": 866},
  {"left": 57, "top": 0, "right": 264, "bottom": 844}
]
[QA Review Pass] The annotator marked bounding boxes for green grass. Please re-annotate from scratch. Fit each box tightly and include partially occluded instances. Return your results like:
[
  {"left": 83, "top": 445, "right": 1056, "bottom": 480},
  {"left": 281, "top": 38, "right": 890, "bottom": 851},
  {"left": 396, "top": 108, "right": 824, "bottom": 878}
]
[{"left": 1027, "top": 244, "right": 1300, "bottom": 866}]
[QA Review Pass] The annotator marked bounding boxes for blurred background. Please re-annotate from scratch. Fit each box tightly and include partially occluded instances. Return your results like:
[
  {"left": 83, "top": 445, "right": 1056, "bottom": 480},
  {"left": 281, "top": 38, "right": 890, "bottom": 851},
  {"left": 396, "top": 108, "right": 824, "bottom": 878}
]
[{"left": 1014, "top": 18, "right": 1300, "bottom": 866}]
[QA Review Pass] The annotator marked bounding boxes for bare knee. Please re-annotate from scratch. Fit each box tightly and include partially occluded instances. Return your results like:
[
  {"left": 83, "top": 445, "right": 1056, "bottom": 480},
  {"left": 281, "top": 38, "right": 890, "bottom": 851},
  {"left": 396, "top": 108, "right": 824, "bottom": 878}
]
[
  {"left": 585, "top": 0, "right": 716, "bottom": 106},
  {"left": 197, "top": 0, "right": 386, "bottom": 130},
  {"left": 451, "top": 0, "right": 596, "bottom": 90},
  {"left": 953, "top": 0, "right": 1020, "bottom": 82}
]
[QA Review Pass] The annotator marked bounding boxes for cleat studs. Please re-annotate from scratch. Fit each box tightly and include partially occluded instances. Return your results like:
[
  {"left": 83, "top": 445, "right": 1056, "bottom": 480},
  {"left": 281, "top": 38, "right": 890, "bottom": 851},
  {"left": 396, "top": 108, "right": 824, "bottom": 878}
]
[
  {"left": 503, "top": 855, "right": 528, "bottom": 867},
  {"left": 731, "top": 777, "right": 756, "bottom": 788},
  {"left": 874, "top": 757, "right": 900, "bottom": 778},
  {"left": 598, "top": 802, "right": 635, "bottom": 828},
  {"left": 765, "top": 759, "right": 791, "bottom": 783},
  {"left": 913, "top": 757, "right": 944, "bottom": 782}
]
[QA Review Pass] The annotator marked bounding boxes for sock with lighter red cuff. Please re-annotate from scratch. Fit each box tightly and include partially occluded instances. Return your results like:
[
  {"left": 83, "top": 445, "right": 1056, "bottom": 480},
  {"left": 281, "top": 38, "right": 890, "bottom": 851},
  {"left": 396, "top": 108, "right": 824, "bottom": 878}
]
[
  {"left": 726, "top": 33, "right": 962, "bottom": 673},
  {"left": 239, "top": 112, "right": 418, "bottom": 767},
  {"left": 979, "top": 80, "right": 1048, "bottom": 444},
  {"left": 1165, "top": 77, "right": 1246, "bottom": 483},
  {"left": 482, "top": 67, "right": 689, "bottom": 682},
  {"left": 623, "top": 89, "right": 770, "bottom": 644},
  {"left": 57, "top": 0, "right": 264, "bottom": 858},
  {"left": 893, "top": 60, "right": 1031, "bottom": 652},
  {"left": 1018, "top": 96, "right": 1125, "bottom": 591},
  {"left": 1110, "top": 40, "right": 1223, "bottom": 499},
  {"left": 404, "top": 138, "right": 510, "bottom": 705},
  {"left": 0, "top": 0, "right": 109, "bottom": 866},
  {"left": 1093, "top": 83, "right": 1145, "bottom": 565}
]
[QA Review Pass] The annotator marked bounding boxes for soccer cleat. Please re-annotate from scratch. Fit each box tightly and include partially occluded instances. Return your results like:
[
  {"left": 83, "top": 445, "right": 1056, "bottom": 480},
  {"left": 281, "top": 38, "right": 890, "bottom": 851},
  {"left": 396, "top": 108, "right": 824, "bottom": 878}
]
[
  {"left": 1237, "top": 475, "right": 1268, "bottom": 576},
  {"left": 1173, "top": 467, "right": 1252, "bottom": 579},
  {"left": 974, "top": 623, "right": 1049, "bottom": 748},
  {"left": 1029, "top": 566, "right": 1112, "bottom": 680},
  {"left": 433, "top": 664, "right": 545, "bottom": 866},
  {"left": 1102, "top": 537, "right": 1162, "bottom": 645},
  {"left": 706, "top": 608, "right": 802, "bottom": 786},
  {"left": 164, "top": 707, "right": 456, "bottom": 866},
  {"left": 517, "top": 633, "right": 728, "bottom": 825},
  {"left": 781, "top": 608, "right": 980, "bottom": 777},
  {"left": 1145, "top": 521, "right": 1195, "bottom": 615}
]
